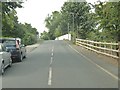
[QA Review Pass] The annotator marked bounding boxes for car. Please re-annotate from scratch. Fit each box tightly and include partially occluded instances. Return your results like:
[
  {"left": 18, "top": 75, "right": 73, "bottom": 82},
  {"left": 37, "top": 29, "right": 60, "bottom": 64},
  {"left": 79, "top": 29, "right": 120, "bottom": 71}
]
[
  {"left": 0, "top": 38, "right": 27, "bottom": 62},
  {"left": 0, "top": 43, "right": 12, "bottom": 75}
]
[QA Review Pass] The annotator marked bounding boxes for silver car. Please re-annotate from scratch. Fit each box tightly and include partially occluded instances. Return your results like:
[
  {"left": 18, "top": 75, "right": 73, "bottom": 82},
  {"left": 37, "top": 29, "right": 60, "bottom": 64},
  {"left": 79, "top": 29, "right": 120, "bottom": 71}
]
[{"left": 0, "top": 43, "right": 12, "bottom": 75}]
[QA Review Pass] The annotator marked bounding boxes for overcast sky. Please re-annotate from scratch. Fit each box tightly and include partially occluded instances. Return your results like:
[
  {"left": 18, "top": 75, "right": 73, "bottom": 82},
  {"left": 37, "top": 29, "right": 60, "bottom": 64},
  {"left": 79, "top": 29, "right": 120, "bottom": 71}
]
[{"left": 16, "top": 0, "right": 106, "bottom": 34}]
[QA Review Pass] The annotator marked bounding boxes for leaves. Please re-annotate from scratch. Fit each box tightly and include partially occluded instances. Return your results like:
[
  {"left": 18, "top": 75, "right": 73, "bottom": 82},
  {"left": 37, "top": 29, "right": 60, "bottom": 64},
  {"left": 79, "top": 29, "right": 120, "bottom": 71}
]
[
  {"left": 94, "top": 1, "right": 120, "bottom": 42},
  {"left": 1, "top": 2, "right": 39, "bottom": 45},
  {"left": 44, "top": 2, "right": 94, "bottom": 40}
]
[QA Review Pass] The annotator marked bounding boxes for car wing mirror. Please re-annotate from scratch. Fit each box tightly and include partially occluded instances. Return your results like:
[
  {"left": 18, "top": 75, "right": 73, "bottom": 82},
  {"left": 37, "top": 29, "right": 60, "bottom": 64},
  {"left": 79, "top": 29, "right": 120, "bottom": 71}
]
[{"left": 21, "top": 44, "right": 26, "bottom": 47}]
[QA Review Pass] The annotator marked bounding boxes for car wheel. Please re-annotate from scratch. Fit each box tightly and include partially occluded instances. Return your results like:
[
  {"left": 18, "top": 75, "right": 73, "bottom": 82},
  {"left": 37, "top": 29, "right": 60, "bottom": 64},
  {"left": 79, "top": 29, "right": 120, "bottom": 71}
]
[
  {"left": 24, "top": 53, "right": 27, "bottom": 58},
  {"left": 1, "top": 63, "right": 5, "bottom": 75},
  {"left": 18, "top": 54, "right": 23, "bottom": 62}
]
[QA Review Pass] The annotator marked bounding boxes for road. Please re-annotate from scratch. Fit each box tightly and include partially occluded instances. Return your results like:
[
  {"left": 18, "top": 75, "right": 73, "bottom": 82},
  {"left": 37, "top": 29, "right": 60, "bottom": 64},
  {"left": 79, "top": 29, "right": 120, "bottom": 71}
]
[{"left": 2, "top": 40, "right": 118, "bottom": 88}]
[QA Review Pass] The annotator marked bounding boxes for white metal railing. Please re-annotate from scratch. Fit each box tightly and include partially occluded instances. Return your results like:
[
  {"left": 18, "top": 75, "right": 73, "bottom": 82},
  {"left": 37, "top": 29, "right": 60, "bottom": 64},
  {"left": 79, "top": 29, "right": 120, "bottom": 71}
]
[{"left": 76, "top": 38, "right": 120, "bottom": 59}]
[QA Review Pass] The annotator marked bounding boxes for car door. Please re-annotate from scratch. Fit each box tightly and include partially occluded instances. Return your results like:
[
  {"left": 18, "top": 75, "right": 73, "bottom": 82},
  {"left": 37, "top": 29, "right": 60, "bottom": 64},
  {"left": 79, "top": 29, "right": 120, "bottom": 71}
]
[
  {"left": 20, "top": 44, "right": 26, "bottom": 57},
  {"left": 2, "top": 45, "right": 10, "bottom": 67}
]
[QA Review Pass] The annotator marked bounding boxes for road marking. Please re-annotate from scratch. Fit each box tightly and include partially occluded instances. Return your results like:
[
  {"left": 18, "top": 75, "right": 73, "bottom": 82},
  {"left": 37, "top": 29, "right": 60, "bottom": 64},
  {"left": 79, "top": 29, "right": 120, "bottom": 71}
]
[
  {"left": 52, "top": 49, "right": 54, "bottom": 52},
  {"left": 51, "top": 52, "right": 54, "bottom": 56},
  {"left": 50, "top": 57, "right": 53, "bottom": 65},
  {"left": 68, "top": 45, "right": 118, "bottom": 80},
  {"left": 52, "top": 46, "right": 54, "bottom": 51},
  {"left": 51, "top": 56, "right": 53, "bottom": 60},
  {"left": 48, "top": 67, "right": 52, "bottom": 86},
  {"left": 48, "top": 46, "right": 54, "bottom": 86}
]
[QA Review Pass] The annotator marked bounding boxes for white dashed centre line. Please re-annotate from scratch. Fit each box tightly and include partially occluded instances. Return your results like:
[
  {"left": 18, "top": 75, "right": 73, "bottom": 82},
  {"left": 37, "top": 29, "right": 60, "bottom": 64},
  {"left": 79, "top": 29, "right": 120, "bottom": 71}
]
[
  {"left": 51, "top": 53, "right": 54, "bottom": 56},
  {"left": 52, "top": 49, "right": 53, "bottom": 52},
  {"left": 50, "top": 57, "right": 53, "bottom": 65},
  {"left": 48, "top": 67, "right": 52, "bottom": 86},
  {"left": 48, "top": 46, "right": 54, "bottom": 86}
]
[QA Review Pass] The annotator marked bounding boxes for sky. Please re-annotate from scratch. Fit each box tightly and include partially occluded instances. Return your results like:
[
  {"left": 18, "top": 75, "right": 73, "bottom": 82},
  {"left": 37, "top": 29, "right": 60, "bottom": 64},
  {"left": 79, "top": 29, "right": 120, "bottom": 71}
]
[
  {"left": 16, "top": 0, "right": 67, "bottom": 34},
  {"left": 16, "top": 0, "right": 106, "bottom": 34}
]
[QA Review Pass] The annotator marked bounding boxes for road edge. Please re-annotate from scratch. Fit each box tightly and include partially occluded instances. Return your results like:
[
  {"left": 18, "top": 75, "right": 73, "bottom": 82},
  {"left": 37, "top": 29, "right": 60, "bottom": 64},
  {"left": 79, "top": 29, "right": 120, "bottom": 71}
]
[{"left": 68, "top": 44, "right": 119, "bottom": 80}]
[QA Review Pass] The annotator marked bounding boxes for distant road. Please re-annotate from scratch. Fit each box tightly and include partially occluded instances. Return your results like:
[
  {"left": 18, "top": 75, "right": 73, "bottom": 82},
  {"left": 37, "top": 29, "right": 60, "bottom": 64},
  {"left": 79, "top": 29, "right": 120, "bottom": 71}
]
[{"left": 2, "top": 40, "right": 118, "bottom": 88}]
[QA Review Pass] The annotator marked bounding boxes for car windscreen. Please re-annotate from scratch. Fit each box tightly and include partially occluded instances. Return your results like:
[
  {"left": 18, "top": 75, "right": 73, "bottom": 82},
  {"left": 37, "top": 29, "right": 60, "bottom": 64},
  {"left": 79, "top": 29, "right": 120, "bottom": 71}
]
[
  {"left": 3, "top": 40, "right": 16, "bottom": 47},
  {"left": 0, "top": 39, "right": 5, "bottom": 43}
]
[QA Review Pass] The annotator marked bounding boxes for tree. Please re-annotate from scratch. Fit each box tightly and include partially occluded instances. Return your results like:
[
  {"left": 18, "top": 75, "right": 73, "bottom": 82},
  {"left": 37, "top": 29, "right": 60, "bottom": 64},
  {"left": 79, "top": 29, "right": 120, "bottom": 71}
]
[
  {"left": 40, "top": 31, "right": 49, "bottom": 40},
  {"left": 54, "top": 26, "right": 62, "bottom": 37},
  {"left": 1, "top": 2, "right": 39, "bottom": 45},
  {"left": 2, "top": 2, "right": 23, "bottom": 37},
  {"left": 94, "top": 1, "right": 120, "bottom": 42},
  {"left": 0, "top": 2, "right": 2, "bottom": 37},
  {"left": 45, "top": 11, "right": 62, "bottom": 40},
  {"left": 44, "top": 2, "right": 95, "bottom": 40},
  {"left": 44, "top": 1, "right": 120, "bottom": 42}
]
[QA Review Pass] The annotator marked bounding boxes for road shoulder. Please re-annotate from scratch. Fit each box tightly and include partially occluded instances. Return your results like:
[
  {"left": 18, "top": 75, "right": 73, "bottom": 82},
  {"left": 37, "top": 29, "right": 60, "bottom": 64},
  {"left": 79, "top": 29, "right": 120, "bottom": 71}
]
[
  {"left": 26, "top": 43, "right": 40, "bottom": 53},
  {"left": 66, "top": 41, "right": 118, "bottom": 77}
]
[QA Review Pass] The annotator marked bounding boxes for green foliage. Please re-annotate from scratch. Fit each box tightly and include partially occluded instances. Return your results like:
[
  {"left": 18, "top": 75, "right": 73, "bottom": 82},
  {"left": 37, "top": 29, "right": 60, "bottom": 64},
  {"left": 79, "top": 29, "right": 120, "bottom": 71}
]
[
  {"left": 40, "top": 31, "right": 49, "bottom": 40},
  {"left": 3, "top": 1, "right": 119, "bottom": 43},
  {"left": 1, "top": 2, "right": 39, "bottom": 45},
  {"left": 43, "top": 1, "right": 120, "bottom": 42},
  {"left": 44, "top": 11, "right": 62, "bottom": 40},
  {"left": 44, "top": 2, "right": 94, "bottom": 40},
  {"left": 0, "top": 2, "right": 2, "bottom": 37},
  {"left": 54, "top": 26, "right": 62, "bottom": 37},
  {"left": 94, "top": 1, "right": 120, "bottom": 42}
]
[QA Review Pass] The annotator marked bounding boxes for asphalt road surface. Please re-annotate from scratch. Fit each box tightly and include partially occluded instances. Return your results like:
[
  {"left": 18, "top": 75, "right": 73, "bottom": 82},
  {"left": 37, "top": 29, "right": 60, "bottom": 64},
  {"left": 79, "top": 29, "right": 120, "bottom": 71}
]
[{"left": 2, "top": 40, "right": 118, "bottom": 88}]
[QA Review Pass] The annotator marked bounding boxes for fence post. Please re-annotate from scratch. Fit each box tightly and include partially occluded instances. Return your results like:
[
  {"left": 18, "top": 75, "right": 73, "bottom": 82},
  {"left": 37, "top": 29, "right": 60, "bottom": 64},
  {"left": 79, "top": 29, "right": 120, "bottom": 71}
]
[
  {"left": 111, "top": 44, "right": 113, "bottom": 56},
  {"left": 118, "top": 42, "right": 120, "bottom": 84},
  {"left": 76, "top": 38, "right": 78, "bottom": 46},
  {"left": 104, "top": 44, "right": 106, "bottom": 54},
  {"left": 119, "top": 42, "right": 120, "bottom": 61}
]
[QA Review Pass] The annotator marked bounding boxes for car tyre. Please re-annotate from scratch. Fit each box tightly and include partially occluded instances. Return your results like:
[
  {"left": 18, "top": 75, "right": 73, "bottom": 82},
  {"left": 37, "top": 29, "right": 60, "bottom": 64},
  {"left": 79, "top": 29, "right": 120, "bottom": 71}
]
[
  {"left": 1, "top": 63, "right": 5, "bottom": 75},
  {"left": 24, "top": 53, "right": 27, "bottom": 58},
  {"left": 18, "top": 54, "right": 23, "bottom": 62}
]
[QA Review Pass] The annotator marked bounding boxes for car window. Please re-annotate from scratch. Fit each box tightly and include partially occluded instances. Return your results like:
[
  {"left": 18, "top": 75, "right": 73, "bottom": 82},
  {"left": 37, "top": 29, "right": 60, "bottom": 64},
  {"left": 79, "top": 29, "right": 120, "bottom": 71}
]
[
  {"left": 0, "top": 39, "right": 6, "bottom": 43},
  {"left": 0, "top": 40, "right": 2, "bottom": 43},
  {"left": 2, "top": 46, "right": 6, "bottom": 51},
  {"left": 4, "top": 40, "right": 16, "bottom": 47}
]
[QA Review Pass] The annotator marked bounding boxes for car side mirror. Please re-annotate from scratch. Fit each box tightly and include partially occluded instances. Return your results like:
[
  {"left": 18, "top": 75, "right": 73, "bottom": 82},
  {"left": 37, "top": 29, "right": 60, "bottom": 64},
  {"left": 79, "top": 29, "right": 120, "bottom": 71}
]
[
  {"left": 20, "top": 44, "right": 25, "bottom": 47},
  {"left": 22, "top": 44, "right": 25, "bottom": 47}
]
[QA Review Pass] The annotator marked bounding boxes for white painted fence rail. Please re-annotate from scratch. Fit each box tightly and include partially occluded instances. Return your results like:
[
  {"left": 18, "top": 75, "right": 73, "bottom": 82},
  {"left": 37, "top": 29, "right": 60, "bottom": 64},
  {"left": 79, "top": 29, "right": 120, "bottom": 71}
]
[{"left": 76, "top": 38, "right": 119, "bottom": 59}]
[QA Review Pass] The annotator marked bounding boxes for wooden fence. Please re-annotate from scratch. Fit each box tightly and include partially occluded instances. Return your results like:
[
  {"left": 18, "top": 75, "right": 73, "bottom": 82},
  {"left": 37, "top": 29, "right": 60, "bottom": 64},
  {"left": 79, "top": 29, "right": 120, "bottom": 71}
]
[{"left": 76, "top": 38, "right": 120, "bottom": 59}]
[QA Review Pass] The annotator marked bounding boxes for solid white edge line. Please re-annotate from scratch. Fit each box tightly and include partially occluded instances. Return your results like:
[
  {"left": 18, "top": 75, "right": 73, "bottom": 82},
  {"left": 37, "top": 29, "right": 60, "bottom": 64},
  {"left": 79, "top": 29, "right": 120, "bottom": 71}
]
[
  {"left": 68, "top": 44, "right": 118, "bottom": 80},
  {"left": 48, "top": 67, "right": 52, "bottom": 85}
]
